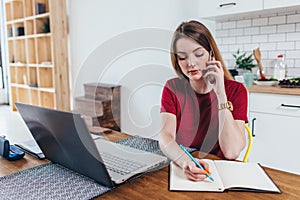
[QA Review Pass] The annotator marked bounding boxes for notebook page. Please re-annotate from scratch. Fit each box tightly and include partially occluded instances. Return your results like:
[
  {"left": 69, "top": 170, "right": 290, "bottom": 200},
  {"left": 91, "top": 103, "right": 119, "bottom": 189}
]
[
  {"left": 215, "top": 161, "right": 280, "bottom": 192},
  {"left": 169, "top": 159, "right": 224, "bottom": 192}
]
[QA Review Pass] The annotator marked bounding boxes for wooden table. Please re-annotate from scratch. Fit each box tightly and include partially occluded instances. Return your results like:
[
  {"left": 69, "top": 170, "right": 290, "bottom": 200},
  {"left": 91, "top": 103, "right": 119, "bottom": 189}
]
[{"left": 1, "top": 131, "right": 300, "bottom": 199}]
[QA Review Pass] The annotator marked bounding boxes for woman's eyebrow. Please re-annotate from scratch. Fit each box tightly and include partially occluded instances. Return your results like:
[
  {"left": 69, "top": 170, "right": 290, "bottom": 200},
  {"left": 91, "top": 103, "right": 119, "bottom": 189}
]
[
  {"left": 176, "top": 47, "right": 204, "bottom": 54},
  {"left": 192, "top": 47, "right": 204, "bottom": 53}
]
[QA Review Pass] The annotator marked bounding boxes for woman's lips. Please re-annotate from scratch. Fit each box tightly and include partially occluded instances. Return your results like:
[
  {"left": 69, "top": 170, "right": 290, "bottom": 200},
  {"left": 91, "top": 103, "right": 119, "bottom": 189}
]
[{"left": 188, "top": 69, "right": 200, "bottom": 75}]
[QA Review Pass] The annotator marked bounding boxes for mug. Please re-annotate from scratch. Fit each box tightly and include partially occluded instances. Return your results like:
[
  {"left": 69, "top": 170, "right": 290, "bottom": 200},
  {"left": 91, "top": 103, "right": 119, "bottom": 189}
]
[
  {"left": 234, "top": 75, "right": 244, "bottom": 83},
  {"left": 243, "top": 73, "right": 254, "bottom": 88}
]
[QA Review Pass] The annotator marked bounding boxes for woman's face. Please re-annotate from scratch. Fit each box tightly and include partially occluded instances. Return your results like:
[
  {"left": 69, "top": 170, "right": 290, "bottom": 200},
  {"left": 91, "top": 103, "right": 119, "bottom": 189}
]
[{"left": 175, "top": 37, "right": 210, "bottom": 80}]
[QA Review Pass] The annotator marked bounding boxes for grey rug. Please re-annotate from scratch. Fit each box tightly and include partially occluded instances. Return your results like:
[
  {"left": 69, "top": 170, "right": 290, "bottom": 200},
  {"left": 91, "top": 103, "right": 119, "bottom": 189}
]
[
  {"left": 0, "top": 163, "right": 110, "bottom": 200},
  {"left": 115, "top": 135, "right": 196, "bottom": 159}
]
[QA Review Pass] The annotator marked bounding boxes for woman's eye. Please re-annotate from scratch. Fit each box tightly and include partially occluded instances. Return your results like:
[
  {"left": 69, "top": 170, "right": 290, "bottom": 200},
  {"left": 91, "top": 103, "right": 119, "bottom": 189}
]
[
  {"left": 195, "top": 53, "right": 204, "bottom": 57},
  {"left": 177, "top": 54, "right": 187, "bottom": 60}
]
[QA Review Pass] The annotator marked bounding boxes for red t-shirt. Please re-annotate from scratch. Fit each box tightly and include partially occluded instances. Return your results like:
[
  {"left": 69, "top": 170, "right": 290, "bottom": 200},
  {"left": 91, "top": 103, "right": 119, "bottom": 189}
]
[{"left": 160, "top": 78, "right": 248, "bottom": 158}]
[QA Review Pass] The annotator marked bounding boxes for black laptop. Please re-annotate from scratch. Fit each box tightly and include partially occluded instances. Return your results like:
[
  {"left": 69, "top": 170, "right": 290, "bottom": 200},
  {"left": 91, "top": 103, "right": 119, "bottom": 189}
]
[{"left": 15, "top": 103, "right": 167, "bottom": 188}]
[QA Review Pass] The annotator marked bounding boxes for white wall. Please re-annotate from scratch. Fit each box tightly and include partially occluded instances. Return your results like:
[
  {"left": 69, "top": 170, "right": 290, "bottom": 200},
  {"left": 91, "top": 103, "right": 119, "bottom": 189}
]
[
  {"left": 68, "top": 0, "right": 214, "bottom": 139},
  {"left": 215, "top": 11, "right": 300, "bottom": 78}
]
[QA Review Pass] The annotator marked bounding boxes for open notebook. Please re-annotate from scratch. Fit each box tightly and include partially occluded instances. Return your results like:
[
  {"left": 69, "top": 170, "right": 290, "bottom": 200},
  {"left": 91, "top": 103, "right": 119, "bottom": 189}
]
[{"left": 169, "top": 159, "right": 281, "bottom": 193}]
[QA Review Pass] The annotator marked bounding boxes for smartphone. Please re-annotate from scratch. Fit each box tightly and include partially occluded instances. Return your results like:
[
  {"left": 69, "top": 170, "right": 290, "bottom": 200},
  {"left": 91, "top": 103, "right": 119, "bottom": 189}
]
[
  {"left": 206, "top": 51, "right": 216, "bottom": 84},
  {"left": 15, "top": 143, "right": 45, "bottom": 160}
]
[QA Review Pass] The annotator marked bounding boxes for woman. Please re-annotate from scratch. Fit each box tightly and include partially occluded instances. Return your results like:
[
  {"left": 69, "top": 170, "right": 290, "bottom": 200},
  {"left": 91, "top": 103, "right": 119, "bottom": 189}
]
[{"left": 159, "top": 20, "right": 248, "bottom": 182}]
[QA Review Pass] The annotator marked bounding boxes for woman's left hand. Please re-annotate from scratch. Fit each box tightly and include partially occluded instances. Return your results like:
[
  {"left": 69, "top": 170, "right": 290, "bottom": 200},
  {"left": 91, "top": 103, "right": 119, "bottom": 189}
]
[{"left": 203, "top": 60, "right": 225, "bottom": 96}]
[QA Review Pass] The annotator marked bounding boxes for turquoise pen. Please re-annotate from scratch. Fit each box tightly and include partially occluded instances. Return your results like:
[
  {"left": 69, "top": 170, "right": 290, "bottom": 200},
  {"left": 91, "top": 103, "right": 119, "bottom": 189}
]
[{"left": 179, "top": 144, "right": 214, "bottom": 182}]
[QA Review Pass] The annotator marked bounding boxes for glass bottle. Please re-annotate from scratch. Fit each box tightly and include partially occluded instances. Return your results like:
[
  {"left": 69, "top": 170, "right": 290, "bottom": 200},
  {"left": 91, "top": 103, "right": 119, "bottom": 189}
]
[{"left": 273, "top": 54, "right": 286, "bottom": 80}]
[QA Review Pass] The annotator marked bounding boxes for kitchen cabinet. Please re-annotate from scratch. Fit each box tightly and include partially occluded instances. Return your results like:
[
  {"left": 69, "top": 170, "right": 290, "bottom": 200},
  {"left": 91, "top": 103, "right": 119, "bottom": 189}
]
[
  {"left": 264, "top": 0, "right": 300, "bottom": 10},
  {"left": 199, "top": 0, "right": 300, "bottom": 19},
  {"left": 248, "top": 92, "right": 300, "bottom": 175},
  {"left": 199, "top": 0, "right": 263, "bottom": 18}
]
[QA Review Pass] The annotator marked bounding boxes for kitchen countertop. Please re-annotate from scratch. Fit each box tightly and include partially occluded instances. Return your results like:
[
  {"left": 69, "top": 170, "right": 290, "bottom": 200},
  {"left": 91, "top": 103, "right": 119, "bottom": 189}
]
[{"left": 248, "top": 85, "right": 300, "bottom": 95}]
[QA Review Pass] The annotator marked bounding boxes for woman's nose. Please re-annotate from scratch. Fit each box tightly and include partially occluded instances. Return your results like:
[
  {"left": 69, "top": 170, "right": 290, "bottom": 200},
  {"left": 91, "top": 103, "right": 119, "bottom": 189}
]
[{"left": 187, "top": 56, "right": 196, "bottom": 67}]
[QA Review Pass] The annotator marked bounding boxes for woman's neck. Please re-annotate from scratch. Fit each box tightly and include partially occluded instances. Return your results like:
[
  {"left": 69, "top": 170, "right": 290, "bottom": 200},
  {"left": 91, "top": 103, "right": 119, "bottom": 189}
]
[{"left": 189, "top": 79, "right": 213, "bottom": 94}]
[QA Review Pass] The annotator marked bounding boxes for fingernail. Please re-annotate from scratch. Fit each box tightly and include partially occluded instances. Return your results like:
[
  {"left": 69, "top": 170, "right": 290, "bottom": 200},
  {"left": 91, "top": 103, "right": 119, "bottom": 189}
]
[
  {"left": 205, "top": 168, "right": 211, "bottom": 174},
  {"left": 202, "top": 171, "right": 208, "bottom": 175}
]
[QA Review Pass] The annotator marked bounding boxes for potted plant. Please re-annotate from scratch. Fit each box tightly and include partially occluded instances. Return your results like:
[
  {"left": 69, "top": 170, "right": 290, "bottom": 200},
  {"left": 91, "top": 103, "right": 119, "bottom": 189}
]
[
  {"left": 232, "top": 49, "right": 256, "bottom": 87},
  {"left": 233, "top": 49, "right": 256, "bottom": 73}
]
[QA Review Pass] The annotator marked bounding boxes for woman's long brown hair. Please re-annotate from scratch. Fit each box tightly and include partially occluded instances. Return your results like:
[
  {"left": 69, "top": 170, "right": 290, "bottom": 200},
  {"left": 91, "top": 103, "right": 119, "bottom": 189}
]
[{"left": 170, "top": 20, "right": 233, "bottom": 80}]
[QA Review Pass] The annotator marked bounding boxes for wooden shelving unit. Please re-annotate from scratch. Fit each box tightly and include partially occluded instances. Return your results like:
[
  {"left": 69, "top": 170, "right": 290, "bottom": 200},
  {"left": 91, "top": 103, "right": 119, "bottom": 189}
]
[{"left": 4, "top": 0, "right": 70, "bottom": 111}]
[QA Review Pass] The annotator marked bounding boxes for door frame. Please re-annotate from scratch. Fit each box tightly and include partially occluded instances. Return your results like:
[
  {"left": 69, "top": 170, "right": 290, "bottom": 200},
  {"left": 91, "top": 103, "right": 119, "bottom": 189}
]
[{"left": 0, "top": 0, "right": 10, "bottom": 104}]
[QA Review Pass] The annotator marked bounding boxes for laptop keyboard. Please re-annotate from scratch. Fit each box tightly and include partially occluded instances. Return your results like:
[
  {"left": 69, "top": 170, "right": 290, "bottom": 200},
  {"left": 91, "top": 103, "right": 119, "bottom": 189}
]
[{"left": 101, "top": 152, "right": 147, "bottom": 176}]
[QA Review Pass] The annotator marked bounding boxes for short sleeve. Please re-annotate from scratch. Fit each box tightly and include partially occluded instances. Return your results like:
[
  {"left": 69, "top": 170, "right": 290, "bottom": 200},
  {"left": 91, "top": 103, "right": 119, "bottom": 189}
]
[
  {"left": 160, "top": 81, "right": 178, "bottom": 115},
  {"left": 226, "top": 80, "right": 248, "bottom": 123}
]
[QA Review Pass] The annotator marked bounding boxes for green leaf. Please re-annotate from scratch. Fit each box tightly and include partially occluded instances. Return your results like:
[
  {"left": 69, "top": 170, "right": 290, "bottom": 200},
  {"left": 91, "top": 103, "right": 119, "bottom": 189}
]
[{"left": 232, "top": 49, "right": 256, "bottom": 71}]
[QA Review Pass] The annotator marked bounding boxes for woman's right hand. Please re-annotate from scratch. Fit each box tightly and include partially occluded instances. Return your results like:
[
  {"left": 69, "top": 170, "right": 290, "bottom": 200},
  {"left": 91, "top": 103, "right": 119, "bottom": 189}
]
[{"left": 182, "top": 158, "right": 210, "bottom": 182}]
